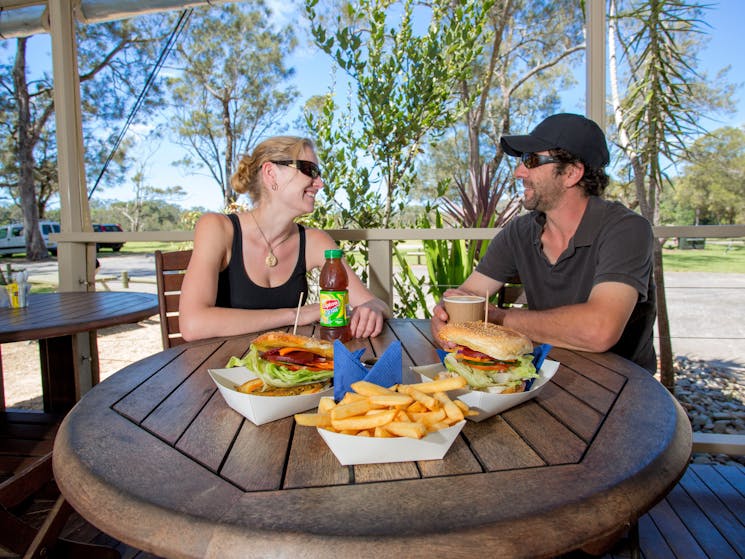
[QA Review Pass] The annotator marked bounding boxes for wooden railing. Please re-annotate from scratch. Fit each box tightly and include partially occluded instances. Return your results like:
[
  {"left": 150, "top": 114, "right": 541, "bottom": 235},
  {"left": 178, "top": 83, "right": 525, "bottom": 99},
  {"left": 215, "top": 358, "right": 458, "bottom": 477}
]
[{"left": 51, "top": 224, "right": 745, "bottom": 308}]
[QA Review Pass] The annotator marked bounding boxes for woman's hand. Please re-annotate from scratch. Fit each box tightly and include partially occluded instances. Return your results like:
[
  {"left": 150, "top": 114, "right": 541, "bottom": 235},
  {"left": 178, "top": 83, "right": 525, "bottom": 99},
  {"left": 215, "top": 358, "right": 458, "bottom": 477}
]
[
  {"left": 297, "top": 303, "right": 321, "bottom": 326},
  {"left": 349, "top": 300, "right": 386, "bottom": 338}
]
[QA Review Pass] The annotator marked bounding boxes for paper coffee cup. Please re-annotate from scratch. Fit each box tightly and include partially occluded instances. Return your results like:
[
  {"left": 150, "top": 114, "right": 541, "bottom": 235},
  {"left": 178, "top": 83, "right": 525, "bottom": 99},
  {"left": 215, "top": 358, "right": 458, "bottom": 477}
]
[{"left": 443, "top": 295, "right": 486, "bottom": 323}]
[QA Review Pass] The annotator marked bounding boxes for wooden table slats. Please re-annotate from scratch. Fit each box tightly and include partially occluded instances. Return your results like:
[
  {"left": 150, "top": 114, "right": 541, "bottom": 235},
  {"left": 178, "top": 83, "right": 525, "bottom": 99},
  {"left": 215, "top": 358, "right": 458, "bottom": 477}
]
[
  {"left": 283, "top": 421, "right": 351, "bottom": 489},
  {"left": 463, "top": 416, "right": 546, "bottom": 470},
  {"left": 221, "top": 418, "right": 296, "bottom": 491},
  {"left": 113, "top": 342, "right": 221, "bottom": 423},
  {"left": 534, "top": 381, "right": 604, "bottom": 442},
  {"left": 0, "top": 292, "right": 158, "bottom": 342},
  {"left": 175, "top": 390, "right": 244, "bottom": 472},
  {"left": 501, "top": 401, "right": 588, "bottom": 464}
]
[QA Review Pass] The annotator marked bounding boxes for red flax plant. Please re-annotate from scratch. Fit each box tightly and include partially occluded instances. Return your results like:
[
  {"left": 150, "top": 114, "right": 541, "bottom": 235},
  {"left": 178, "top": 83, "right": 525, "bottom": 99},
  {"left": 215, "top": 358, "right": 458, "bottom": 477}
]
[
  {"left": 440, "top": 162, "right": 522, "bottom": 253},
  {"left": 402, "top": 163, "right": 521, "bottom": 317}
]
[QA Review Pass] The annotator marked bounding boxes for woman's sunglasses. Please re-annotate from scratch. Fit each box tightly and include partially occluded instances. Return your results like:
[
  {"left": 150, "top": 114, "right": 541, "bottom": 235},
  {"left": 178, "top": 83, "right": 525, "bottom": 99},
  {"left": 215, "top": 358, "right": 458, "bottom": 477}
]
[
  {"left": 520, "top": 152, "right": 560, "bottom": 169},
  {"left": 271, "top": 160, "right": 322, "bottom": 179}
]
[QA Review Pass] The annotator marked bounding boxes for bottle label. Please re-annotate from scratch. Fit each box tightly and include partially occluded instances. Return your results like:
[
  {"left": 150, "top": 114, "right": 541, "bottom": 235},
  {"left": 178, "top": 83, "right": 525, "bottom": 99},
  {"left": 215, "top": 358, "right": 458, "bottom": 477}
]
[{"left": 319, "top": 290, "right": 349, "bottom": 327}]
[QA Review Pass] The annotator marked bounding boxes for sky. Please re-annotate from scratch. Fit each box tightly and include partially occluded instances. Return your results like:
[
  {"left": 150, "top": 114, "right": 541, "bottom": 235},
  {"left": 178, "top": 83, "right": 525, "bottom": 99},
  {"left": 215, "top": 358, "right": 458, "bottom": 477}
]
[{"left": 20, "top": 0, "right": 745, "bottom": 213}]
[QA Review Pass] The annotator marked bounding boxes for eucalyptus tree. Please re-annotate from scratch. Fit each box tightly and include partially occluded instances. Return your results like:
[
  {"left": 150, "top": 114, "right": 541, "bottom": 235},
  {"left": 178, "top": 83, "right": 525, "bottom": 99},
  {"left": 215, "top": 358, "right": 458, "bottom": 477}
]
[
  {"left": 167, "top": 2, "right": 298, "bottom": 208},
  {"left": 672, "top": 127, "right": 745, "bottom": 225},
  {"left": 609, "top": 0, "right": 735, "bottom": 386},
  {"left": 0, "top": 16, "right": 171, "bottom": 260}
]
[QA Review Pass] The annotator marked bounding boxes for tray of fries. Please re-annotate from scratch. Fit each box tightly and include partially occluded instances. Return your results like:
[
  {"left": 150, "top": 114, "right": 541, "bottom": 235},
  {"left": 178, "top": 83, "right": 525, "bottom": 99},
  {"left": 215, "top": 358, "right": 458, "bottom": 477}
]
[
  {"left": 208, "top": 367, "right": 333, "bottom": 425},
  {"left": 295, "top": 377, "right": 473, "bottom": 465},
  {"left": 411, "top": 359, "right": 560, "bottom": 422}
]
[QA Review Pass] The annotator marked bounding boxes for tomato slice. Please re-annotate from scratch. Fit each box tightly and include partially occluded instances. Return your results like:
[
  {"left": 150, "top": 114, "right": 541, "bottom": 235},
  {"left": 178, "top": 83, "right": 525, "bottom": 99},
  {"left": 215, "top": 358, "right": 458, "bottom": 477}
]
[{"left": 467, "top": 361, "right": 511, "bottom": 371}]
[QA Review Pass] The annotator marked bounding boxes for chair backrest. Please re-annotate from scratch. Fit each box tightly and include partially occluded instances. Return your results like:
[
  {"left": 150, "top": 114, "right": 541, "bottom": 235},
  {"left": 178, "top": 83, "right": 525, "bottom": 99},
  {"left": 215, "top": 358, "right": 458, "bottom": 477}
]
[
  {"left": 154, "top": 249, "right": 192, "bottom": 349},
  {"left": 497, "top": 276, "right": 527, "bottom": 308}
]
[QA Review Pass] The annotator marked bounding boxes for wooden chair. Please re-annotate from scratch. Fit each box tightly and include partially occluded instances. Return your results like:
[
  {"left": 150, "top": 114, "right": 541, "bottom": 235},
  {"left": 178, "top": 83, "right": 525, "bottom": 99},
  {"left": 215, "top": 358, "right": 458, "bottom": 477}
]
[
  {"left": 0, "top": 411, "right": 119, "bottom": 558},
  {"left": 154, "top": 249, "right": 192, "bottom": 349}
]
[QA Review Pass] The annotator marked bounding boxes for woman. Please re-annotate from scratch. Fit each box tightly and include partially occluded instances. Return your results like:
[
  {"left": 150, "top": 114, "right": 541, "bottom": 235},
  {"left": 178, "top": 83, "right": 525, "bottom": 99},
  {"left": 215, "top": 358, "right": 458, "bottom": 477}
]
[{"left": 179, "top": 136, "right": 390, "bottom": 342}]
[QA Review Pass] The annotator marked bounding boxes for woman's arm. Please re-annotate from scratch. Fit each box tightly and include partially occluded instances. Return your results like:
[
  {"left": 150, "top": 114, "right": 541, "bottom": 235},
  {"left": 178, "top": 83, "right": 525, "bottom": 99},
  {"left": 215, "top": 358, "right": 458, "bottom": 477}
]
[{"left": 178, "top": 214, "right": 319, "bottom": 341}]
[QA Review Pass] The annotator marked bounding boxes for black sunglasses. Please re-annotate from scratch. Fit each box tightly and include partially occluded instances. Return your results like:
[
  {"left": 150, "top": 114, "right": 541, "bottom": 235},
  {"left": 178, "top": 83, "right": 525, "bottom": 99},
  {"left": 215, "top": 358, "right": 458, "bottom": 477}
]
[
  {"left": 520, "top": 152, "right": 560, "bottom": 169},
  {"left": 271, "top": 160, "right": 322, "bottom": 179}
]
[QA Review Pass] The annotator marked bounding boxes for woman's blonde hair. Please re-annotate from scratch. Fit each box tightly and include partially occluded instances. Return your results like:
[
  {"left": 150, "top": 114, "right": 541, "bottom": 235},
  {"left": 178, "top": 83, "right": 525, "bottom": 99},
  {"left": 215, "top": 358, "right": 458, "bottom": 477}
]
[{"left": 231, "top": 136, "right": 316, "bottom": 203}]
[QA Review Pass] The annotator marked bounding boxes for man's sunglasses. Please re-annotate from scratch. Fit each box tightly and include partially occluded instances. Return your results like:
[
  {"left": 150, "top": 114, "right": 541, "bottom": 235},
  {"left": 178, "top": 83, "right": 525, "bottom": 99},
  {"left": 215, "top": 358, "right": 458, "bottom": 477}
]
[
  {"left": 271, "top": 160, "right": 322, "bottom": 179},
  {"left": 520, "top": 152, "right": 560, "bottom": 169}
]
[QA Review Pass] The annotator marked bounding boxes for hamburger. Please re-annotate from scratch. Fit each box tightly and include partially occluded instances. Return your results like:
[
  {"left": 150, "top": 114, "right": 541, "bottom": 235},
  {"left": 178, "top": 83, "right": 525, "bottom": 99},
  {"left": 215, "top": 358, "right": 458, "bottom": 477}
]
[
  {"left": 438, "top": 321, "right": 538, "bottom": 393},
  {"left": 226, "top": 331, "right": 334, "bottom": 396}
]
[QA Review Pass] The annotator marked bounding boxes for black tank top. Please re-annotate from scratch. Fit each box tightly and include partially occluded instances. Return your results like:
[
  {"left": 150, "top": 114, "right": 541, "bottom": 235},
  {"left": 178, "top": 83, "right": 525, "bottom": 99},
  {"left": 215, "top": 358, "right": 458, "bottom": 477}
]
[{"left": 215, "top": 213, "right": 308, "bottom": 309}]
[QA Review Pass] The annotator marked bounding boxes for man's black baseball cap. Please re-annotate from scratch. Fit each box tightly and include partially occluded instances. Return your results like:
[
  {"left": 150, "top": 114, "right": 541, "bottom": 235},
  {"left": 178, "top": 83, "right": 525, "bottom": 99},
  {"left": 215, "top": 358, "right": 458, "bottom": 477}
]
[{"left": 500, "top": 113, "right": 610, "bottom": 168}]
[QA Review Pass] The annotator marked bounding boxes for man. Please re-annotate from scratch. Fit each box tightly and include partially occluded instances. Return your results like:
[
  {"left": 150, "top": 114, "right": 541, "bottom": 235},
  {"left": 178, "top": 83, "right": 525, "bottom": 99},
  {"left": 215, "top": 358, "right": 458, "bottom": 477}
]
[{"left": 431, "top": 113, "right": 657, "bottom": 372}]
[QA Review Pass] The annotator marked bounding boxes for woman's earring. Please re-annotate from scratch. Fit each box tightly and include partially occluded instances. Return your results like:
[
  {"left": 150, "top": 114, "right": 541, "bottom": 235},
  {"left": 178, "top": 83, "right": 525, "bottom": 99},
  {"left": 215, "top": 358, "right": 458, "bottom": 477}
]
[{"left": 272, "top": 182, "right": 278, "bottom": 191}]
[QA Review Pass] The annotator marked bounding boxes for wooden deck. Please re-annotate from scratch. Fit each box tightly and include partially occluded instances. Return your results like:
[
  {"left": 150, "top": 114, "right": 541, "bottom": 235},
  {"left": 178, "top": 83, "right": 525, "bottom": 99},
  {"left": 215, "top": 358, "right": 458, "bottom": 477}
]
[
  {"left": 2, "top": 462, "right": 740, "bottom": 559},
  {"left": 596, "top": 463, "right": 745, "bottom": 559}
]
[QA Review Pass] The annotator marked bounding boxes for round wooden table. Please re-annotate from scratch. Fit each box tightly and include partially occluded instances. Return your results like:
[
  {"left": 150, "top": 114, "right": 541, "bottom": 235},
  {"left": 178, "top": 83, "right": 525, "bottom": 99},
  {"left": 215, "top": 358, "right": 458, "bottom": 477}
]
[
  {"left": 53, "top": 319, "right": 692, "bottom": 558},
  {"left": 0, "top": 291, "right": 158, "bottom": 412}
]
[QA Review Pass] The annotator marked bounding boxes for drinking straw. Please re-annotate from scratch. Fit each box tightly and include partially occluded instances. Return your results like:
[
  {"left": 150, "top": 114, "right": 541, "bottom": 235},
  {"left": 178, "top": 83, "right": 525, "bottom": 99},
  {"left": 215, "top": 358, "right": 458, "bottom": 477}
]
[
  {"left": 484, "top": 291, "right": 489, "bottom": 324},
  {"left": 293, "top": 292, "right": 304, "bottom": 335}
]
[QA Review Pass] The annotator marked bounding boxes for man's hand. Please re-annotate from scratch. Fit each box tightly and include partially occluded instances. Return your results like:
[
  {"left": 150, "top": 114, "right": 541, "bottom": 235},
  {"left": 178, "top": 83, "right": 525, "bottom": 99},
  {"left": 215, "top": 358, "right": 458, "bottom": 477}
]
[{"left": 430, "top": 288, "right": 475, "bottom": 349}]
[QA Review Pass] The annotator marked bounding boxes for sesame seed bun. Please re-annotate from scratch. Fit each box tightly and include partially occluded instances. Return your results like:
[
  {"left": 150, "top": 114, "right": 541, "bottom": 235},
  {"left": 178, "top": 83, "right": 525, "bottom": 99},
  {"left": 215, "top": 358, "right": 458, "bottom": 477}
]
[{"left": 439, "top": 321, "right": 533, "bottom": 361}]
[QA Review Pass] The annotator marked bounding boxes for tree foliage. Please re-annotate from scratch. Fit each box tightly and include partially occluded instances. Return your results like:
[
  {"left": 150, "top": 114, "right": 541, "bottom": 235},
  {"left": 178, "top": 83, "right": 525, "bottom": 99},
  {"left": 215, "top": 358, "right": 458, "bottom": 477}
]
[
  {"left": 669, "top": 127, "right": 745, "bottom": 225},
  {"left": 167, "top": 2, "right": 298, "bottom": 208},
  {"left": 0, "top": 16, "right": 171, "bottom": 259},
  {"left": 305, "top": 0, "right": 492, "bottom": 228}
]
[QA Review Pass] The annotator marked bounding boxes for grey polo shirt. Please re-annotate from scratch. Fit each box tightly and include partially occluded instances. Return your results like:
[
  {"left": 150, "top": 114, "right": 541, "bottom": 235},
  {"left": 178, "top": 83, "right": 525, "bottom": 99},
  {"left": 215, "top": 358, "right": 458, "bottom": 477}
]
[{"left": 476, "top": 196, "right": 657, "bottom": 372}]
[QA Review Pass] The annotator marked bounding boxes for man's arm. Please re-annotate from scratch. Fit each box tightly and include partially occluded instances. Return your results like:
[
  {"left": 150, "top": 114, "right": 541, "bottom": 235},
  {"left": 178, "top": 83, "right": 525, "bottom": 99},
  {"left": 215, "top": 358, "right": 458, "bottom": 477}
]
[
  {"left": 493, "top": 282, "right": 638, "bottom": 352},
  {"left": 431, "top": 271, "right": 503, "bottom": 345}
]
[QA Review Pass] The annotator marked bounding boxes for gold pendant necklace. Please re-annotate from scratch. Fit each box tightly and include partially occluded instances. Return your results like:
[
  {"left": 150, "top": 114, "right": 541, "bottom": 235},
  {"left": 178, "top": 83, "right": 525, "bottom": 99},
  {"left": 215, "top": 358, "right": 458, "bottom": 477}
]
[{"left": 249, "top": 212, "right": 293, "bottom": 268}]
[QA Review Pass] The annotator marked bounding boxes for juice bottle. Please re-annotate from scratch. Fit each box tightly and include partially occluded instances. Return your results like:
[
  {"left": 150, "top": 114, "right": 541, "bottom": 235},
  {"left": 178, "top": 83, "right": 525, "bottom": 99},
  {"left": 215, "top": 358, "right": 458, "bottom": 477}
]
[{"left": 319, "top": 249, "right": 351, "bottom": 342}]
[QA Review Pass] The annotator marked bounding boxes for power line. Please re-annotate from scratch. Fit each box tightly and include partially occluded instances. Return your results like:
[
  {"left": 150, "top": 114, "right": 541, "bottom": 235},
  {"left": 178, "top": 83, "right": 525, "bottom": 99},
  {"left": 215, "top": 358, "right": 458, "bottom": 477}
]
[{"left": 88, "top": 9, "right": 192, "bottom": 199}]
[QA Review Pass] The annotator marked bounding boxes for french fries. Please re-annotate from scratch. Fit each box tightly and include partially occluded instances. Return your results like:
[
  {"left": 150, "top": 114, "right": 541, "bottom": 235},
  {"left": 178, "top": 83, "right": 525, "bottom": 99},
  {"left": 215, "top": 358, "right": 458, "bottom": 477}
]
[{"left": 294, "top": 375, "right": 476, "bottom": 439}]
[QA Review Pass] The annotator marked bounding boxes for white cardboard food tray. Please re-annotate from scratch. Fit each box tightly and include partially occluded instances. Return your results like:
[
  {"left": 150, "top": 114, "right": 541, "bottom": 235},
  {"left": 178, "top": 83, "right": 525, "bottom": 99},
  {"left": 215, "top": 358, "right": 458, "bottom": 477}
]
[
  {"left": 411, "top": 359, "right": 560, "bottom": 422},
  {"left": 317, "top": 420, "right": 466, "bottom": 465},
  {"left": 208, "top": 367, "right": 332, "bottom": 426}
]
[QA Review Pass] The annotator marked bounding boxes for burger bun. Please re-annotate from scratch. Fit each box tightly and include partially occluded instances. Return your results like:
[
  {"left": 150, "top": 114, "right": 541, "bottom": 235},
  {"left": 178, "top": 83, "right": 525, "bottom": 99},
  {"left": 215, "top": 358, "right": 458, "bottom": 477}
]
[{"left": 439, "top": 321, "right": 533, "bottom": 362}]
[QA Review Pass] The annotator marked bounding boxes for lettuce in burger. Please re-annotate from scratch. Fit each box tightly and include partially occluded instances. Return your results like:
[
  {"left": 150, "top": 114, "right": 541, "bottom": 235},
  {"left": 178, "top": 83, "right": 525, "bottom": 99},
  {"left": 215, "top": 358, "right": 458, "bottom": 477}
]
[
  {"left": 227, "top": 331, "right": 334, "bottom": 395},
  {"left": 439, "top": 321, "right": 538, "bottom": 393}
]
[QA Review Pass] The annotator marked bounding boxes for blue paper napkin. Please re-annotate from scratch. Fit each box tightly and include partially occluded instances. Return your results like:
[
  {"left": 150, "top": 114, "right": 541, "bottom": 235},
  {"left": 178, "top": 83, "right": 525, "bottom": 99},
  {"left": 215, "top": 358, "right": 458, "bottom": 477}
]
[
  {"left": 524, "top": 343, "right": 552, "bottom": 390},
  {"left": 436, "top": 343, "right": 552, "bottom": 390},
  {"left": 333, "top": 340, "right": 402, "bottom": 402}
]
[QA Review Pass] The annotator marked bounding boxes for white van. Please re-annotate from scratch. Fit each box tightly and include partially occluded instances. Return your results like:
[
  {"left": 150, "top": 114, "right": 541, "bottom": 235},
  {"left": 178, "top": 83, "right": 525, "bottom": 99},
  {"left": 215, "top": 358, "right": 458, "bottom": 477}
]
[{"left": 0, "top": 220, "right": 60, "bottom": 257}]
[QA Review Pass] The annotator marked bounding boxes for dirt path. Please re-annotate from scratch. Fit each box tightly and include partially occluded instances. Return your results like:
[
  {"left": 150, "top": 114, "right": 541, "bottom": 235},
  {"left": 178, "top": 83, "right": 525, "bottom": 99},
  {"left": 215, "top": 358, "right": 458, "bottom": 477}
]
[{"left": 3, "top": 317, "right": 163, "bottom": 410}]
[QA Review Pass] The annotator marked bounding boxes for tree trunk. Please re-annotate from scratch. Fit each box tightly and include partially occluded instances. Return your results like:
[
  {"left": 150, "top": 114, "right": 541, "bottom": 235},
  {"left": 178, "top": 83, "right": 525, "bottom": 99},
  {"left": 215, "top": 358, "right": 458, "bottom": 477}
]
[
  {"left": 653, "top": 240, "right": 674, "bottom": 391},
  {"left": 222, "top": 95, "right": 235, "bottom": 208},
  {"left": 13, "top": 39, "right": 48, "bottom": 260}
]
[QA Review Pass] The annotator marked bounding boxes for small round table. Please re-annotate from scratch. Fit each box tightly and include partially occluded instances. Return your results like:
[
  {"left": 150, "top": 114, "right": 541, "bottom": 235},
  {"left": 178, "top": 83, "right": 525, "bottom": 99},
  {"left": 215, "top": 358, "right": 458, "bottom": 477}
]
[{"left": 0, "top": 291, "right": 158, "bottom": 412}]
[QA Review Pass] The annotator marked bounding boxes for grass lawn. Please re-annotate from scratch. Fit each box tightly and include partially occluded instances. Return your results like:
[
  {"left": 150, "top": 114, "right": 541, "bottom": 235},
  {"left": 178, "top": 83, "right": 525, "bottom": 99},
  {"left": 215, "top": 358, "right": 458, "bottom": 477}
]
[
  {"left": 397, "top": 239, "right": 745, "bottom": 273},
  {"left": 661, "top": 240, "right": 745, "bottom": 272},
  {"left": 117, "top": 241, "right": 192, "bottom": 254}
]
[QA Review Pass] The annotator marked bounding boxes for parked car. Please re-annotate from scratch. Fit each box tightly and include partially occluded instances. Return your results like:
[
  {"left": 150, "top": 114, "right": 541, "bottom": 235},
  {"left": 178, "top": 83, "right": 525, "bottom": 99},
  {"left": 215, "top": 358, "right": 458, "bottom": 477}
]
[
  {"left": 93, "top": 223, "right": 125, "bottom": 252},
  {"left": 0, "top": 220, "right": 60, "bottom": 257}
]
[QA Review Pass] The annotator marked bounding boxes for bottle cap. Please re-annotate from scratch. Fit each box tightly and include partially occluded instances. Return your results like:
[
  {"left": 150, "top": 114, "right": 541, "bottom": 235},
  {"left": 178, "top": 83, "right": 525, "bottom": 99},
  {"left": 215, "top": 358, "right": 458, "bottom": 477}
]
[{"left": 325, "top": 249, "right": 343, "bottom": 258}]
